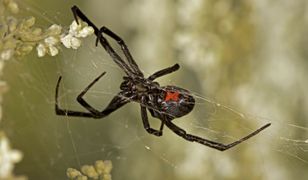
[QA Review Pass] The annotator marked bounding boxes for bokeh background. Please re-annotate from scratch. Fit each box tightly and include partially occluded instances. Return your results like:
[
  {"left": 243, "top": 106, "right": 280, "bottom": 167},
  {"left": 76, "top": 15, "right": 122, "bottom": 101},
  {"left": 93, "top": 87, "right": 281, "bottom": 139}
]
[{"left": 2, "top": 0, "right": 308, "bottom": 179}]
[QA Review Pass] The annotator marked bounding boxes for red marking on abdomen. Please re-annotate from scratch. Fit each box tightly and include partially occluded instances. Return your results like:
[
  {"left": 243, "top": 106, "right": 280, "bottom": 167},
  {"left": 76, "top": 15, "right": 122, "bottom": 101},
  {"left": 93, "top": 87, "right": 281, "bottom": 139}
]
[{"left": 165, "top": 91, "right": 180, "bottom": 102}]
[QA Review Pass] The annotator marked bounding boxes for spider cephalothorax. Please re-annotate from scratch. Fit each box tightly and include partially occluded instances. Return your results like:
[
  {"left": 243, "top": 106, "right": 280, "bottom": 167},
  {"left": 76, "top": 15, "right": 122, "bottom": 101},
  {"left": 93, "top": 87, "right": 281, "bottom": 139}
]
[{"left": 55, "top": 5, "right": 271, "bottom": 151}]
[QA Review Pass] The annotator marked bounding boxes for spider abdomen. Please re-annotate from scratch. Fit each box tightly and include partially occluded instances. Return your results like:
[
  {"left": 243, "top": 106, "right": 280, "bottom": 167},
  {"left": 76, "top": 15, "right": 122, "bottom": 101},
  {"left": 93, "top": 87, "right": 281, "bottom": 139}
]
[{"left": 149, "top": 86, "right": 195, "bottom": 120}]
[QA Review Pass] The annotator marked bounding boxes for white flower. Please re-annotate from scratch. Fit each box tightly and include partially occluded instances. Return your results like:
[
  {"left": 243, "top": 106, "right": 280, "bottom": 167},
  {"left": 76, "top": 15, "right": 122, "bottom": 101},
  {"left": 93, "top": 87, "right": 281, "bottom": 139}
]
[
  {"left": 68, "top": 20, "right": 93, "bottom": 37},
  {"left": 36, "top": 39, "right": 59, "bottom": 57},
  {"left": 69, "top": 20, "right": 79, "bottom": 35},
  {"left": 0, "top": 49, "right": 14, "bottom": 61},
  {"left": 48, "top": 24, "right": 62, "bottom": 35},
  {"left": 44, "top": 36, "right": 59, "bottom": 46},
  {"left": 48, "top": 45, "right": 59, "bottom": 56},
  {"left": 36, "top": 43, "right": 46, "bottom": 57},
  {"left": 78, "top": 26, "right": 94, "bottom": 38},
  {"left": 60, "top": 20, "right": 94, "bottom": 49},
  {"left": 61, "top": 34, "right": 81, "bottom": 49},
  {"left": 0, "top": 133, "right": 23, "bottom": 178}
]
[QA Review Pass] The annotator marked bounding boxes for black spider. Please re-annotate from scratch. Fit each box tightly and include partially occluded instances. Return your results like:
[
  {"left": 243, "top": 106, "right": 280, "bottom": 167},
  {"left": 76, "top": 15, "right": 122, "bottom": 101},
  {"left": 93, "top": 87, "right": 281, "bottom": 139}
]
[{"left": 55, "top": 5, "right": 271, "bottom": 151}]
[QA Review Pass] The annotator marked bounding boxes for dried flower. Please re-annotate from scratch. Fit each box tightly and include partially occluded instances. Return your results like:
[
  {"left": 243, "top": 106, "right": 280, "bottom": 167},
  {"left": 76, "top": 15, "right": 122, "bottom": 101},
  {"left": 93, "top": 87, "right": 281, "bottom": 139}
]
[
  {"left": 3, "top": 0, "right": 19, "bottom": 14},
  {"left": 67, "top": 160, "right": 112, "bottom": 180}
]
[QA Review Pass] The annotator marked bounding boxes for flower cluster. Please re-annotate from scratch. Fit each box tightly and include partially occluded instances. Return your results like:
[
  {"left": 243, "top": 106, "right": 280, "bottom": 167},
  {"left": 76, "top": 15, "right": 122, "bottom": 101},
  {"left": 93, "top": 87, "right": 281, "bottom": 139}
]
[
  {"left": 35, "top": 24, "right": 63, "bottom": 57},
  {"left": 67, "top": 160, "right": 113, "bottom": 180},
  {"left": 0, "top": 132, "right": 26, "bottom": 179},
  {"left": 36, "top": 20, "right": 94, "bottom": 57},
  {"left": 0, "top": 0, "right": 94, "bottom": 61}
]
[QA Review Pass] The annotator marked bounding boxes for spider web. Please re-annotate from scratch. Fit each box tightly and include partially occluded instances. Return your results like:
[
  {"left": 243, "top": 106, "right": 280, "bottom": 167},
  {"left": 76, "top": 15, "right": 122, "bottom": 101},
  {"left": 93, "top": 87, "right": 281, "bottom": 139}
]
[{"left": 2, "top": 0, "right": 308, "bottom": 180}]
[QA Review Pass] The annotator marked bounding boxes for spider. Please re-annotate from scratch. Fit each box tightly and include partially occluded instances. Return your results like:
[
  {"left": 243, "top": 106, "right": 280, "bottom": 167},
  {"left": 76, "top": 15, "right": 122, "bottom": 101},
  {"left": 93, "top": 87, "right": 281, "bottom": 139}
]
[{"left": 55, "top": 5, "right": 271, "bottom": 151}]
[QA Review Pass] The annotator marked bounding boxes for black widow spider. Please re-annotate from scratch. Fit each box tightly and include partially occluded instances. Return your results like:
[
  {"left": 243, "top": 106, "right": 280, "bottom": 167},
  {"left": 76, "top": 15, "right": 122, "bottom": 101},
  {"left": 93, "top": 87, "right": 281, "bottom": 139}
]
[{"left": 55, "top": 5, "right": 271, "bottom": 151}]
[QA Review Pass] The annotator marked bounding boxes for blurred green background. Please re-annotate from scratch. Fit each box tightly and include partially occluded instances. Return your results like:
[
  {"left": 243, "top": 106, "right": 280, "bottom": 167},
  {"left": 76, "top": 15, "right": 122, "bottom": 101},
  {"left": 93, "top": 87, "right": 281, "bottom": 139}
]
[{"left": 2, "top": 0, "right": 308, "bottom": 179}]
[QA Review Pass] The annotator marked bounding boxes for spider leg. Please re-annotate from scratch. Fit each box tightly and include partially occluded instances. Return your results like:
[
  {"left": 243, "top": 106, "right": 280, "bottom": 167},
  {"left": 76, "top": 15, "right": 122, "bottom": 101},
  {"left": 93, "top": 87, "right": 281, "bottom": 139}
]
[
  {"left": 55, "top": 73, "right": 130, "bottom": 118},
  {"left": 141, "top": 106, "right": 164, "bottom": 136},
  {"left": 140, "top": 97, "right": 164, "bottom": 136},
  {"left": 164, "top": 119, "right": 271, "bottom": 151},
  {"left": 71, "top": 6, "right": 135, "bottom": 77},
  {"left": 96, "top": 26, "right": 143, "bottom": 77},
  {"left": 148, "top": 64, "right": 180, "bottom": 81},
  {"left": 76, "top": 72, "right": 131, "bottom": 117},
  {"left": 55, "top": 76, "right": 95, "bottom": 117}
]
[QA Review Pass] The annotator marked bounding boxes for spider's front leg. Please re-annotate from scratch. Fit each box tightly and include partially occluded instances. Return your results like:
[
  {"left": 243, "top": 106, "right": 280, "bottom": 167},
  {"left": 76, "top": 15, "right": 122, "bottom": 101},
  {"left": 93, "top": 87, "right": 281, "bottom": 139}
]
[
  {"left": 71, "top": 5, "right": 135, "bottom": 77},
  {"left": 95, "top": 26, "right": 143, "bottom": 76}
]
